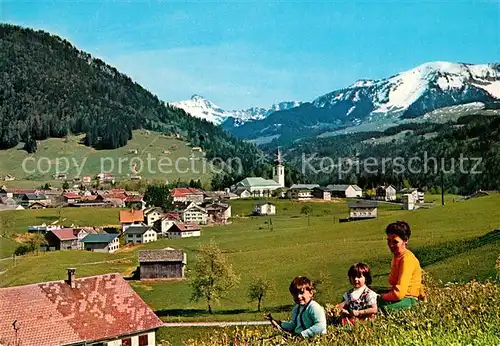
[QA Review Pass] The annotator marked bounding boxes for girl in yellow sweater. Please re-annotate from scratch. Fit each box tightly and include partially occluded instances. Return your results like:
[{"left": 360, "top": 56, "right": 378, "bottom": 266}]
[{"left": 379, "top": 221, "right": 426, "bottom": 311}]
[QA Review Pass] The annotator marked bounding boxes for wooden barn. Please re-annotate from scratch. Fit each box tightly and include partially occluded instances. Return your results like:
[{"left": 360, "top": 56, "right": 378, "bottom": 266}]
[{"left": 138, "top": 249, "right": 187, "bottom": 280}]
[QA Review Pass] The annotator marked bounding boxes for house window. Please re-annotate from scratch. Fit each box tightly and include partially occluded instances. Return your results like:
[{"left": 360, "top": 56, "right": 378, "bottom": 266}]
[
  {"left": 139, "top": 334, "right": 149, "bottom": 346},
  {"left": 122, "top": 338, "right": 132, "bottom": 346}
]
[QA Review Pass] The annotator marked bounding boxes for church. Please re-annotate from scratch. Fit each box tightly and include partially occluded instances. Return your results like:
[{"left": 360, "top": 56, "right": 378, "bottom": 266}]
[{"left": 232, "top": 149, "right": 285, "bottom": 197}]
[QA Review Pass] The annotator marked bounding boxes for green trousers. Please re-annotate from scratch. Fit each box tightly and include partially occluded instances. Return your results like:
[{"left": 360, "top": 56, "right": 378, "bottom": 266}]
[{"left": 378, "top": 296, "right": 417, "bottom": 312}]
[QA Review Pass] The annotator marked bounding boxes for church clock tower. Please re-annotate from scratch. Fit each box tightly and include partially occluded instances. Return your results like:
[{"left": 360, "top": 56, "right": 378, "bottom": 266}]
[{"left": 272, "top": 148, "right": 285, "bottom": 188}]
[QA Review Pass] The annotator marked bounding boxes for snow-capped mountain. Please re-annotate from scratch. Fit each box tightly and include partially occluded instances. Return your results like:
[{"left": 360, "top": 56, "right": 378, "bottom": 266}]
[
  {"left": 170, "top": 95, "right": 302, "bottom": 125},
  {"left": 227, "top": 61, "right": 500, "bottom": 143}
]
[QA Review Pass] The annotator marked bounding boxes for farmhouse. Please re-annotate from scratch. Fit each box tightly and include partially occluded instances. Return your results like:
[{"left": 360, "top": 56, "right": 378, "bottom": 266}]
[
  {"left": 400, "top": 188, "right": 425, "bottom": 203},
  {"left": 20, "top": 193, "right": 51, "bottom": 208},
  {"left": 124, "top": 225, "right": 158, "bottom": 244},
  {"left": 0, "top": 270, "right": 163, "bottom": 346},
  {"left": 347, "top": 200, "right": 378, "bottom": 220},
  {"left": 138, "top": 249, "right": 187, "bottom": 280},
  {"left": 45, "top": 228, "right": 78, "bottom": 250},
  {"left": 144, "top": 207, "right": 163, "bottom": 226},
  {"left": 154, "top": 213, "right": 181, "bottom": 235},
  {"left": 182, "top": 202, "right": 208, "bottom": 224},
  {"left": 287, "top": 184, "right": 320, "bottom": 200},
  {"left": 168, "top": 222, "right": 201, "bottom": 238},
  {"left": 120, "top": 209, "right": 144, "bottom": 232},
  {"left": 375, "top": 185, "right": 397, "bottom": 201},
  {"left": 81, "top": 233, "right": 120, "bottom": 253},
  {"left": 204, "top": 202, "right": 232, "bottom": 224},
  {"left": 327, "top": 184, "right": 363, "bottom": 198},
  {"left": 253, "top": 201, "right": 276, "bottom": 215},
  {"left": 312, "top": 187, "right": 332, "bottom": 200}
]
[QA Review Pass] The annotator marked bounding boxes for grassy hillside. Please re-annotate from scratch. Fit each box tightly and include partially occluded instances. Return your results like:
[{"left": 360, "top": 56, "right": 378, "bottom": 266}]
[
  {"left": 0, "top": 130, "right": 212, "bottom": 187},
  {"left": 1, "top": 196, "right": 498, "bottom": 326}
]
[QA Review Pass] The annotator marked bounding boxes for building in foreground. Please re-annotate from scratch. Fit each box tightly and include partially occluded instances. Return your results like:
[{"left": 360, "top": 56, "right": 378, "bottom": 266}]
[{"left": 0, "top": 269, "right": 163, "bottom": 346}]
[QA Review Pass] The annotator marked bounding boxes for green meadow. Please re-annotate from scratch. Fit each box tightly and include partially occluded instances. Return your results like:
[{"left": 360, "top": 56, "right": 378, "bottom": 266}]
[
  {"left": 0, "top": 196, "right": 499, "bottom": 344},
  {"left": 0, "top": 130, "right": 212, "bottom": 188}
]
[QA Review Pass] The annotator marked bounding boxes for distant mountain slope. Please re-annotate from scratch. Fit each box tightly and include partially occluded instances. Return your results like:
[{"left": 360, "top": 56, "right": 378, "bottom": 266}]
[
  {"left": 228, "top": 61, "right": 500, "bottom": 144},
  {"left": 171, "top": 94, "right": 302, "bottom": 125},
  {"left": 0, "top": 24, "right": 266, "bottom": 177}
]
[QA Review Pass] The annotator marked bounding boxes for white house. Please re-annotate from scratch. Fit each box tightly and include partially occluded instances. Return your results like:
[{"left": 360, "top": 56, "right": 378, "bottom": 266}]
[
  {"left": 182, "top": 202, "right": 208, "bottom": 225},
  {"left": 402, "top": 193, "right": 417, "bottom": 210},
  {"left": 400, "top": 188, "right": 425, "bottom": 204},
  {"left": 253, "top": 201, "right": 276, "bottom": 215},
  {"left": 81, "top": 233, "right": 120, "bottom": 253},
  {"left": 375, "top": 185, "right": 397, "bottom": 201},
  {"left": 124, "top": 225, "right": 157, "bottom": 244},
  {"left": 287, "top": 184, "right": 320, "bottom": 200},
  {"left": 348, "top": 201, "right": 378, "bottom": 220},
  {"left": 155, "top": 213, "right": 181, "bottom": 236},
  {"left": 328, "top": 184, "right": 363, "bottom": 198},
  {"left": 144, "top": 207, "right": 163, "bottom": 226},
  {"left": 168, "top": 222, "right": 201, "bottom": 238}
]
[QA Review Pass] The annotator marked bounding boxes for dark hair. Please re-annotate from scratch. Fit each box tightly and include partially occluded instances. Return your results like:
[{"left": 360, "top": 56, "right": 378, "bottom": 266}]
[
  {"left": 347, "top": 263, "right": 372, "bottom": 285},
  {"left": 289, "top": 276, "right": 313, "bottom": 295},
  {"left": 385, "top": 221, "right": 411, "bottom": 241}
]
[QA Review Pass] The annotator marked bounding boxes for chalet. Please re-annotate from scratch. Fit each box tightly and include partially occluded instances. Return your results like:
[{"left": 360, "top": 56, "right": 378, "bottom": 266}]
[
  {"left": 73, "top": 227, "right": 99, "bottom": 249},
  {"left": 204, "top": 202, "right": 232, "bottom": 224},
  {"left": 61, "top": 192, "right": 81, "bottom": 204},
  {"left": 154, "top": 213, "right": 181, "bottom": 235},
  {"left": 168, "top": 222, "right": 201, "bottom": 238},
  {"left": 0, "top": 269, "right": 163, "bottom": 346},
  {"left": 287, "top": 184, "right": 320, "bottom": 200},
  {"left": 82, "top": 233, "right": 120, "bottom": 253},
  {"left": 327, "top": 184, "right": 363, "bottom": 198},
  {"left": 20, "top": 193, "right": 51, "bottom": 208},
  {"left": 138, "top": 249, "right": 187, "bottom": 280},
  {"left": 124, "top": 225, "right": 157, "bottom": 244},
  {"left": 312, "top": 187, "right": 332, "bottom": 200},
  {"left": 347, "top": 200, "right": 378, "bottom": 220},
  {"left": 171, "top": 187, "right": 204, "bottom": 204},
  {"left": 253, "top": 201, "right": 276, "bottom": 216},
  {"left": 182, "top": 202, "right": 208, "bottom": 224},
  {"left": 120, "top": 210, "right": 144, "bottom": 232},
  {"left": 0, "top": 188, "right": 38, "bottom": 199},
  {"left": 144, "top": 207, "right": 163, "bottom": 226},
  {"left": 376, "top": 185, "right": 397, "bottom": 201},
  {"left": 70, "top": 194, "right": 107, "bottom": 207},
  {"left": 28, "top": 201, "right": 47, "bottom": 209},
  {"left": 45, "top": 228, "right": 78, "bottom": 250},
  {"left": 104, "top": 193, "right": 127, "bottom": 207}
]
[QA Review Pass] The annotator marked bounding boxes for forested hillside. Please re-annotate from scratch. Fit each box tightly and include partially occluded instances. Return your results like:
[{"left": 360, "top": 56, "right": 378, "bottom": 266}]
[
  {"left": 0, "top": 24, "right": 267, "bottom": 181},
  {"left": 268, "top": 107, "right": 500, "bottom": 194}
]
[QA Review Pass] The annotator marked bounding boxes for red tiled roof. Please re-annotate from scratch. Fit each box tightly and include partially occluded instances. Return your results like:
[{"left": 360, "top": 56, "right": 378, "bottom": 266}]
[
  {"left": 110, "top": 188, "right": 126, "bottom": 194},
  {"left": 170, "top": 187, "right": 203, "bottom": 197},
  {"left": 120, "top": 210, "right": 144, "bottom": 223},
  {"left": 50, "top": 228, "right": 77, "bottom": 241},
  {"left": 173, "top": 222, "right": 201, "bottom": 231},
  {"left": 63, "top": 192, "right": 81, "bottom": 199},
  {"left": 0, "top": 273, "right": 163, "bottom": 346},
  {"left": 104, "top": 193, "right": 127, "bottom": 200},
  {"left": 80, "top": 195, "right": 97, "bottom": 201},
  {"left": 163, "top": 213, "right": 180, "bottom": 220}
]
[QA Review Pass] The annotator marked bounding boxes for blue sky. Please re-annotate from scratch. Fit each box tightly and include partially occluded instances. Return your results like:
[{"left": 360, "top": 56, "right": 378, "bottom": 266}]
[{"left": 3, "top": 1, "right": 499, "bottom": 109}]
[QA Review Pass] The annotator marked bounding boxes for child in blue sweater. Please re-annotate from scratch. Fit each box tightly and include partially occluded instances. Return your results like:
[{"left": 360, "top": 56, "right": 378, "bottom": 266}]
[{"left": 265, "top": 276, "right": 327, "bottom": 338}]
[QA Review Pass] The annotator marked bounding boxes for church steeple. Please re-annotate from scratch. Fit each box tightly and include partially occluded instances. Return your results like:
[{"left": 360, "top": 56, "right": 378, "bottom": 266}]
[{"left": 272, "top": 148, "right": 285, "bottom": 188}]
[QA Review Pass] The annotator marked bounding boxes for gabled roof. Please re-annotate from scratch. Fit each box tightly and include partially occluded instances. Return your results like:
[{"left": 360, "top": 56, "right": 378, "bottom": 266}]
[
  {"left": 125, "top": 196, "right": 144, "bottom": 202},
  {"left": 138, "top": 249, "right": 184, "bottom": 263},
  {"left": 104, "top": 193, "right": 127, "bottom": 200},
  {"left": 327, "top": 184, "right": 362, "bottom": 192},
  {"left": 348, "top": 201, "right": 378, "bottom": 208},
  {"left": 124, "top": 225, "right": 152, "bottom": 235},
  {"left": 23, "top": 193, "right": 47, "bottom": 200},
  {"left": 50, "top": 228, "right": 77, "bottom": 241},
  {"left": 120, "top": 210, "right": 144, "bottom": 223},
  {"left": 63, "top": 192, "right": 81, "bottom": 199},
  {"left": 0, "top": 273, "right": 163, "bottom": 346},
  {"left": 184, "top": 203, "right": 206, "bottom": 213},
  {"left": 171, "top": 187, "right": 203, "bottom": 197},
  {"left": 236, "top": 177, "right": 281, "bottom": 188},
  {"left": 171, "top": 222, "right": 201, "bottom": 232},
  {"left": 82, "top": 233, "right": 118, "bottom": 243},
  {"left": 162, "top": 213, "right": 181, "bottom": 220}
]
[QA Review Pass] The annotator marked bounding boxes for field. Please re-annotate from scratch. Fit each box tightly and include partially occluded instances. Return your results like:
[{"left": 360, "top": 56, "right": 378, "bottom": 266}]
[
  {"left": 0, "top": 130, "right": 212, "bottom": 188},
  {"left": 0, "top": 195, "right": 499, "bottom": 345}
]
